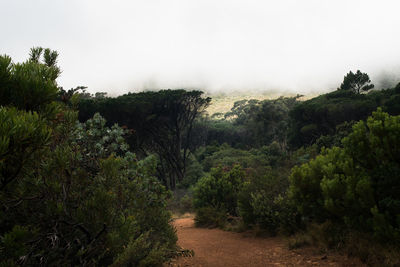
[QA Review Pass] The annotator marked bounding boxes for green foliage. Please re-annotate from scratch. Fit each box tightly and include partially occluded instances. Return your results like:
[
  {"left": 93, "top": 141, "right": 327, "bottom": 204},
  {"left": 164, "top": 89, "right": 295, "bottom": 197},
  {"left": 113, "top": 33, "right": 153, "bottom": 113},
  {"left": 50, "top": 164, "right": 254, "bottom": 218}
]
[
  {"left": 222, "top": 96, "right": 299, "bottom": 149},
  {"left": 289, "top": 109, "right": 400, "bottom": 243},
  {"left": 111, "top": 231, "right": 173, "bottom": 267},
  {"left": 1, "top": 109, "right": 177, "bottom": 265},
  {"left": 0, "top": 49, "right": 60, "bottom": 117},
  {"left": 192, "top": 141, "right": 296, "bottom": 231},
  {"left": 339, "top": 70, "right": 374, "bottom": 94},
  {"left": 202, "top": 119, "right": 244, "bottom": 148},
  {"left": 0, "top": 106, "right": 51, "bottom": 189},
  {"left": 200, "top": 144, "right": 264, "bottom": 172},
  {"left": 1, "top": 110, "right": 177, "bottom": 265},
  {"left": 288, "top": 83, "right": 400, "bottom": 148},
  {"left": 0, "top": 225, "right": 34, "bottom": 260},
  {"left": 315, "top": 121, "right": 356, "bottom": 150},
  {"left": 193, "top": 165, "right": 245, "bottom": 217},
  {"left": 197, "top": 142, "right": 284, "bottom": 176},
  {"left": 178, "top": 155, "right": 204, "bottom": 188},
  {"left": 238, "top": 170, "right": 299, "bottom": 234},
  {"left": 0, "top": 51, "right": 176, "bottom": 266}
]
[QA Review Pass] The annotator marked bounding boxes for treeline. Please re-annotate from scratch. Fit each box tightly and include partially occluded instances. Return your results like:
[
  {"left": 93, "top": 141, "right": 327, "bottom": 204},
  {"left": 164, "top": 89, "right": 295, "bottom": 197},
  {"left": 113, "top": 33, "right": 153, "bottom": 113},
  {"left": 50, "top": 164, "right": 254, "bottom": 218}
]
[{"left": 289, "top": 86, "right": 400, "bottom": 148}]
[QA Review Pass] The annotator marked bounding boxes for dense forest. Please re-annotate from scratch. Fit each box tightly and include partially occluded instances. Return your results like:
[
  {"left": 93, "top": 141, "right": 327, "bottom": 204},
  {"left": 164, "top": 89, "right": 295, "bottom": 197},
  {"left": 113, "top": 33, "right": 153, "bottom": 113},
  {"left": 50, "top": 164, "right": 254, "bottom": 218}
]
[{"left": 2, "top": 48, "right": 400, "bottom": 266}]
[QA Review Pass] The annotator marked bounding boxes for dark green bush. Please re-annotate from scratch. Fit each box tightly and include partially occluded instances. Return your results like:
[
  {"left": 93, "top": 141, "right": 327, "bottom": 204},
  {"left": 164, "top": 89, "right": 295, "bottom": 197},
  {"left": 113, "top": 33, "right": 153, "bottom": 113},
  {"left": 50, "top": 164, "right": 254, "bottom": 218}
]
[
  {"left": 238, "top": 170, "right": 299, "bottom": 234},
  {"left": 0, "top": 51, "right": 177, "bottom": 266},
  {"left": 193, "top": 165, "right": 245, "bottom": 216},
  {"left": 0, "top": 109, "right": 177, "bottom": 266},
  {"left": 192, "top": 165, "right": 245, "bottom": 227},
  {"left": 289, "top": 108, "right": 400, "bottom": 243}
]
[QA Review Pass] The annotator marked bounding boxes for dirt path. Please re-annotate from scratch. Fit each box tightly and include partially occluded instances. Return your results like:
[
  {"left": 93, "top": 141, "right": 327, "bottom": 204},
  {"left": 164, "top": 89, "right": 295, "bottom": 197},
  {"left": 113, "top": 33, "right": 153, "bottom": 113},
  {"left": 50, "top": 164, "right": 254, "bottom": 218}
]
[{"left": 169, "top": 216, "right": 363, "bottom": 267}]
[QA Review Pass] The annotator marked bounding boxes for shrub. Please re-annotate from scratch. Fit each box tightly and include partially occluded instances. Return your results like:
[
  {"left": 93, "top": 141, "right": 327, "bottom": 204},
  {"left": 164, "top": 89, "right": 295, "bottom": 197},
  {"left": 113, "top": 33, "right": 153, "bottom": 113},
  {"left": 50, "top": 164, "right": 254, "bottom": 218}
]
[
  {"left": 193, "top": 165, "right": 245, "bottom": 216},
  {"left": 0, "top": 50, "right": 177, "bottom": 266},
  {"left": 192, "top": 165, "right": 245, "bottom": 227},
  {"left": 289, "top": 108, "right": 400, "bottom": 243},
  {"left": 238, "top": 170, "right": 299, "bottom": 234},
  {"left": 1, "top": 110, "right": 177, "bottom": 265}
]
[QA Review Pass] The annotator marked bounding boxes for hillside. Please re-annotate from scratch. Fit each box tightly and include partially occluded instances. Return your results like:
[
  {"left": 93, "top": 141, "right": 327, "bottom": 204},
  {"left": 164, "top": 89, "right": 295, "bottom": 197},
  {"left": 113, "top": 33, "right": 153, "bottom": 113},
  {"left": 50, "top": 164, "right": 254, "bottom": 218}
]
[{"left": 205, "top": 91, "right": 318, "bottom": 116}]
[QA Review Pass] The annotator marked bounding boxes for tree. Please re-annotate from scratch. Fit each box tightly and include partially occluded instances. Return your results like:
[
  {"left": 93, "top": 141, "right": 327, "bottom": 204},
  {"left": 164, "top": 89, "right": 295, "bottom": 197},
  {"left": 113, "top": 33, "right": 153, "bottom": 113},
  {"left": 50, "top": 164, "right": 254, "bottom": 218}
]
[
  {"left": 287, "top": 88, "right": 386, "bottom": 149},
  {"left": 0, "top": 47, "right": 60, "bottom": 117},
  {"left": 222, "top": 96, "right": 300, "bottom": 149},
  {"left": 339, "top": 70, "right": 374, "bottom": 94},
  {"left": 78, "top": 90, "right": 211, "bottom": 189}
]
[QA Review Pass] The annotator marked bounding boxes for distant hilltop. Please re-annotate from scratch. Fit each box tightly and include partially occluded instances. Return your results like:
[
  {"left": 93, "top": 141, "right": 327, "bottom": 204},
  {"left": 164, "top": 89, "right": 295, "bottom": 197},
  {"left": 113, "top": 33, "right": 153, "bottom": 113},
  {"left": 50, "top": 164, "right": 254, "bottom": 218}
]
[{"left": 205, "top": 90, "right": 319, "bottom": 116}]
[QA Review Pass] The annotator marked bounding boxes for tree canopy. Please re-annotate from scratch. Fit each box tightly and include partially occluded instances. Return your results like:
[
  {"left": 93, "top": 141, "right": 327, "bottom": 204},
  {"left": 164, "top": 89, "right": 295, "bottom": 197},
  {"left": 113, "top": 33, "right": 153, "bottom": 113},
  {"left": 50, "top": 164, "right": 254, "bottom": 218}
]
[
  {"left": 79, "top": 89, "right": 211, "bottom": 189},
  {"left": 338, "top": 70, "right": 374, "bottom": 94}
]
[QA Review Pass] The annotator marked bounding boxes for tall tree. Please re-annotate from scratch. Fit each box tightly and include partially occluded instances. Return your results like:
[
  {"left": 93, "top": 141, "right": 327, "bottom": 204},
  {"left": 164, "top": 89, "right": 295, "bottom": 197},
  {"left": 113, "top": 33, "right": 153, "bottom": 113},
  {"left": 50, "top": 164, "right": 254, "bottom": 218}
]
[
  {"left": 78, "top": 89, "right": 211, "bottom": 189},
  {"left": 339, "top": 70, "right": 374, "bottom": 94}
]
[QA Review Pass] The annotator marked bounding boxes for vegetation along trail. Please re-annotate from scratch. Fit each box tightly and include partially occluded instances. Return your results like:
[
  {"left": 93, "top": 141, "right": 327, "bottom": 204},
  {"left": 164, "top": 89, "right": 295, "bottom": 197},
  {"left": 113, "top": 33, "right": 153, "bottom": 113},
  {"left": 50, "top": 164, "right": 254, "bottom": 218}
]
[{"left": 170, "top": 216, "right": 363, "bottom": 267}]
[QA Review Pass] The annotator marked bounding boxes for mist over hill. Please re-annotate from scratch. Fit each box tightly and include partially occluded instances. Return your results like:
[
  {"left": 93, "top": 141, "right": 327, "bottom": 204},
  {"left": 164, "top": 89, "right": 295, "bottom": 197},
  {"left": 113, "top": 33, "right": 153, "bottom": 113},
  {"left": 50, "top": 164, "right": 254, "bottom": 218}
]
[{"left": 2, "top": 1, "right": 400, "bottom": 96}]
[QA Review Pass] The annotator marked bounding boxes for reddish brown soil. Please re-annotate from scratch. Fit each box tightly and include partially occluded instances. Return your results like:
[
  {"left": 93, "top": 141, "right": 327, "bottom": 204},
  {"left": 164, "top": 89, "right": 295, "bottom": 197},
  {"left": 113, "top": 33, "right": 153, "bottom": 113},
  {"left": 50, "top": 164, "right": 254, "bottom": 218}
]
[{"left": 169, "top": 216, "right": 364, "bottom": 267}]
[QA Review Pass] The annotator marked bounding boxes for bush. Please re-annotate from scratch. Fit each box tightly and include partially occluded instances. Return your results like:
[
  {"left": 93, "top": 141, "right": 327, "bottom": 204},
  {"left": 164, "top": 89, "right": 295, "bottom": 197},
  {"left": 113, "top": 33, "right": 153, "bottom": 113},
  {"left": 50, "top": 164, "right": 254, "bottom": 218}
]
[
  {"left": 0, "top": 50, "right": 177, "bottom": 266},
  {"left": 192, "top": 165, "right": 245, "bottom": 227},
  {"left": 1, "top": 110, "right": 177, "bottom": 265},
  {"left": 289, "top": 108, "right": 400, "bottom": 243},
  {"left": 193, "top": 165, "right": 245, "bottom": 216},
  {"left": 238, "top": 170, "right": 299, "bottom": 234}
]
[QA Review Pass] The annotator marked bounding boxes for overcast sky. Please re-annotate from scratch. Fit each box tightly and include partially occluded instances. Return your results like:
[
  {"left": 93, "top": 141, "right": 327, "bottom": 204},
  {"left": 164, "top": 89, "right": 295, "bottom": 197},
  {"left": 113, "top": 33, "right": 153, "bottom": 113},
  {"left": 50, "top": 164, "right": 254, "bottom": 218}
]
[{"left": 1, "top": 0, "right": 400, "bottom": 95}]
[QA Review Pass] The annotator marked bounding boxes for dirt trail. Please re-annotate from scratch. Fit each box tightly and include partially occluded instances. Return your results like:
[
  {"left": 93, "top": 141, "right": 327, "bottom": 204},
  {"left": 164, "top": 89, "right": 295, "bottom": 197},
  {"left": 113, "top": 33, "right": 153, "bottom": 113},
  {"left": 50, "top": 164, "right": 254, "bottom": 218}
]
[{"left": 169, "top": 216, "right": 363, "bottom": 267}]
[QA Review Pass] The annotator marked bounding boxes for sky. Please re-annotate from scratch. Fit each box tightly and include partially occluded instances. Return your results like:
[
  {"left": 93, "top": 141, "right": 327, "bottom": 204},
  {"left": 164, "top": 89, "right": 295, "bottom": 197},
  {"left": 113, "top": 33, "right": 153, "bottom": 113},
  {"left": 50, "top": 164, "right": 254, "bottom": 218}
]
[{"left": 1, "top": 0, "right": 400, "bottom": 95}]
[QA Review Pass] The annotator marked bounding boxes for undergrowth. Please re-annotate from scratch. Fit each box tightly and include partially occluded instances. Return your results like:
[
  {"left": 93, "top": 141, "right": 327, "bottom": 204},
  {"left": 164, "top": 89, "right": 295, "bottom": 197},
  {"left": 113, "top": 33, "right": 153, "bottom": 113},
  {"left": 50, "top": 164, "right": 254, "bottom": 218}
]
[{"left": 287, "top": 222, "right": 400, "bottom": 267}]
